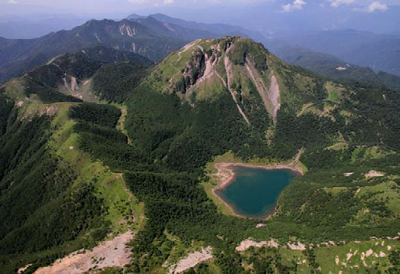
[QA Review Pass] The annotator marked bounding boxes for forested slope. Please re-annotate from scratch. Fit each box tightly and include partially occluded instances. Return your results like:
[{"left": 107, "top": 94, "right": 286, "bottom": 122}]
[
  {"left": 0, "top": 37, "right": 399, "bottom": 273},
  {"left": 0, "top": 57, "right": 144, "bottom": 273},
  {"left": 123, "top": 37, "right": 400, "bottom": 272},
  {"left": 10, "top": 46, "right": 152, "bottom": 104}
]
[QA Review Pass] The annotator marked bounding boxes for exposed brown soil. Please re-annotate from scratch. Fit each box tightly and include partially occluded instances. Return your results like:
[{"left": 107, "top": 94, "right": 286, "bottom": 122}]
[
  {"left": 168, "top": 247, "right": 213, "bottom": 274},
  {"left": 245, "top": 60, "right": 281, "bottom": 121},
  {"left": 34, "top": 232, "right": 133, "bottom": 274}
]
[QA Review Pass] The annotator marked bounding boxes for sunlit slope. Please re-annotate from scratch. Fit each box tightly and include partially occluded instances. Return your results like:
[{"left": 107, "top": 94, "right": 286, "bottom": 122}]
[
  {"left": 0, "top": 36, "right": 399, "bottom": 273},
  {"left": 0, "top": 57, "right": 144, "bottom": 273},
  {"left": 4, "top": 46, "right": 151, "bottom": 104},
  {"left": 122, "top": 36, "right": 400, "bottom": 272},
  {"left": 128, "top": 36, "right": 400, "bottom": 162},
  {"left": 146, "top": 37, "right": 326, "bottom": 118}
]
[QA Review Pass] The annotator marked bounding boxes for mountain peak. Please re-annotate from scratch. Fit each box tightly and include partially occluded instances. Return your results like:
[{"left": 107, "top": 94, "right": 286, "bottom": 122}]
[
  {"left": 126, "top": 13, "right": 146, "bottom": 21},
  {"left": 147, "top": 37, "right": 285, "bottom": 121}
]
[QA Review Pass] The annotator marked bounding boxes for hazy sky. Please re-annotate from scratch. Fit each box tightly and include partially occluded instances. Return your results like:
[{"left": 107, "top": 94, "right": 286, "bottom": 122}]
[
  {"left": 1, "top": 0, "right": 400, "bottom": 14},
  {"left": 1, "top": 0, "right": 399, "bottom": 35}
]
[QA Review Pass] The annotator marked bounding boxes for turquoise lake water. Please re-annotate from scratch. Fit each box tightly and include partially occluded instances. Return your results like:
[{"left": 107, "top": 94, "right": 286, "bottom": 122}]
[{"left": 215, "top": 166, "right": 298, "bottom": 219}]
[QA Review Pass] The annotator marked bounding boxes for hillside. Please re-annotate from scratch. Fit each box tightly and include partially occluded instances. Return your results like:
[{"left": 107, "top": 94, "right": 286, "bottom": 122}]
[
  {"left": 0, "top": 37, "right": 399, "bottom": 273},
  {"left": 0, "top": 49, "right": 152, "bottom": 272},
  {"left": 122, "top": 37, "right": 400, "bottom": 273},
  {"left": 14, "top": 45, "right": 152, "bottom": 103}
]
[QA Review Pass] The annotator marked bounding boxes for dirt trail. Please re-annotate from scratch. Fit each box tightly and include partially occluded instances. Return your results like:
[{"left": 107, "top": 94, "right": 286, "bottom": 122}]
[
  {"left": 35, "top": 232, "right": 134, "bottom": 274},
  {"left": 177, "top": 40, "right": 199, "bottom": 63},
  {"left": 298, "top": 103, "right": 313, "bottom": 117}
]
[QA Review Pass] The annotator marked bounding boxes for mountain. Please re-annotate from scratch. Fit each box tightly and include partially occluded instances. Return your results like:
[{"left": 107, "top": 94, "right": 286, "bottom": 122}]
[
  {"left": 131, "top": 16, "right": 220, "bottom": 41},
  {"left": 18, "top": 45, "right": 152, "bottom": 103},
  {"left": 269, "top": 43, "right": 400, "bottom": 91},
  {"left": 0, "top": 18, "right": 185, "bottom": 84},
  {"left": 126, "top": 13, "right": 146, "bottom": 21},
  {"left": 1, "top": 37, "right": 399, "bottom": 273},
  {"left": 0, "top": 47, "right": 151, "bottom": 272},
  {"left": 146, "top": 13, "right": 266, "bottom": 42},
  {"left": 124, "top": 37, "right": 400, "bottom": 273},
  {"left": 0, "top": 15, "right": 255, "bottom": 85},
  {"left": 137, "top": 14, "right": 400, "bottom": 83},
  {"left": 272, "top": 29, "right": 400, "bottom": 76},
  {"left": 75, "top": 44, "right": 153, "bottom": 65},
  {"left": 133, "top": 3, "right": 400, "bottom": 34}
]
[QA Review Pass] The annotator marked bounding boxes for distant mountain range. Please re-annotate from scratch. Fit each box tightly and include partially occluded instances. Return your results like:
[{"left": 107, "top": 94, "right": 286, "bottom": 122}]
[
  {"left": 0, "top": 18, "right": 186, "bottom": 83},
  {"left": 136, "top": 2, "right": 400, "bottom": 34},
  {"left": 1, "top": 12, "right": 400, "bottom": 93},
  {"left": 0, "top": 14, "right": 266, "bottom": 84},
  {"left": 128, "top": 15, "right": 220, "bottom": 41},
  {"left": 134, "top": 13, "right": 266, "bottom": 42},
  {"left": 268, "top": 43, "right": 400, "bottom": 91},
  {"left": 269, "top": 30, "right": 400, "bottom": 76},
  {"left": 132, "top": 13, "right": 400, "bottom": 82}
]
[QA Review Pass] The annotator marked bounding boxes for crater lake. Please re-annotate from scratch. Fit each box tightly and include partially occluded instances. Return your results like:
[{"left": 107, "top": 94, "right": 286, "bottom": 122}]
[{"left": 215, "top": 166, "right": 299, "bottom": 219}]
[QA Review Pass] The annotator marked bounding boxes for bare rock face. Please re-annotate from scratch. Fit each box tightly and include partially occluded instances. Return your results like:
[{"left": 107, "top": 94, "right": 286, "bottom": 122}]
[
  {"left": 166, "top": 37, "right": 280, "bottom": 123},
  {"left": 175, "top": 49, "right": 206, "bottom": 94}
]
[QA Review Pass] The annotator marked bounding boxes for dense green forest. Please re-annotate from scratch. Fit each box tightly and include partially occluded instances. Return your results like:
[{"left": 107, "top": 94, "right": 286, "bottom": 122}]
[
  {"left": 92, "top": 63, "right": 150, "bottom": 102},
  {"left": 65, "top": 83, "right": 399, "bottom": 272},
  {"left": 61, "top": 38, "right": 400, "bottom": 272},
  {"left": 1, "top": 36, "right": 399, "bottom": 273},
  {"left": 0, "top": 101, "right": 113, "bottom": 273},
  {"left": 21, "top": 48, "right": 152, "bottom": 104}
]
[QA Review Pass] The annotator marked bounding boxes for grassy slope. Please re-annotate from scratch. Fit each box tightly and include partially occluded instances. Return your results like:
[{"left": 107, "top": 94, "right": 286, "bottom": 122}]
[
  {"left": 49, "top": 104, "right": 141, "bottom": 233},
  {"left": 0, "top": 80, "right": 143, "bottom": 273},
  {"left": 239, "top": 239, "right": 400, "bottom": 273}
]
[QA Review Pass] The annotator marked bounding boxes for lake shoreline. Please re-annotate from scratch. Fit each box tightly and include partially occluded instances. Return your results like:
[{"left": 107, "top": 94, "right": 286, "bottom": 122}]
[{"left": 212, "top": 162, "right": 303, "bottom": 220}]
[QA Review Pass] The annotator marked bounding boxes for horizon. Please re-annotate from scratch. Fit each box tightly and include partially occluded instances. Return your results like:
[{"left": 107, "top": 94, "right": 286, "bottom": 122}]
[
  {"left": 1, "top": 0, "right": 399, "bottom": 17},
  {"left": 1, "top": 1, "right": 399, "bottom": 36}
]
